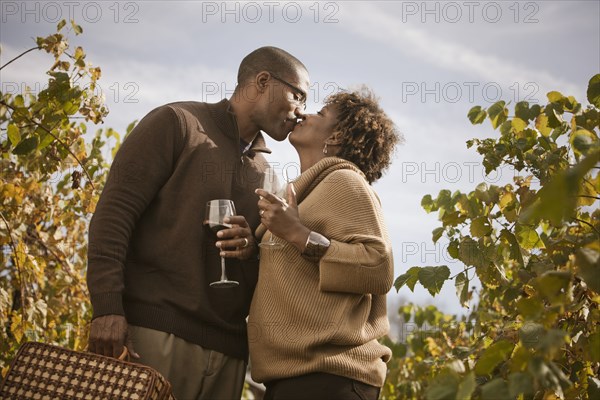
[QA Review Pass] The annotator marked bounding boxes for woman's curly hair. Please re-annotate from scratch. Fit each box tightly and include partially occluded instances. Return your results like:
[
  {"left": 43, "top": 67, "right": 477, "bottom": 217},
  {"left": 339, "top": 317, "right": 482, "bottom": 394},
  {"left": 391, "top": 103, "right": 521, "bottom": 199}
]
[{"left": 324, "top": 87, "right": 403, "bottom": 184}]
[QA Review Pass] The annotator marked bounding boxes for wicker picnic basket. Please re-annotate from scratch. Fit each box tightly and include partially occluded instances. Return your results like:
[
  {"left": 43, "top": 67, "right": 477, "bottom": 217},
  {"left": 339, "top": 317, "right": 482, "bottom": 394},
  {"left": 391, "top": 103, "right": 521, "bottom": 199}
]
[{"left": 0, "top": 341, "right": 174, "bottom": 400}]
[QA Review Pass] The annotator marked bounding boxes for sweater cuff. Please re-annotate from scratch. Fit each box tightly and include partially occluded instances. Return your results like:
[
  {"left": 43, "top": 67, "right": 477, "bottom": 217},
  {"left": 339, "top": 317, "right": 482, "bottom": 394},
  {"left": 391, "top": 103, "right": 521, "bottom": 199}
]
[{"left": 90, "top": 292, "right": 125, "bottom": 319}]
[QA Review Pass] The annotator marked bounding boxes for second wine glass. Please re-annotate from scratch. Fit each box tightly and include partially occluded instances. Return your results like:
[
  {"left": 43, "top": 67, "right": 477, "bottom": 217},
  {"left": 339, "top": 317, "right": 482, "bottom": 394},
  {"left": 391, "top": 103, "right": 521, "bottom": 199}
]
[{"left": 259, "top": 166, "right": 285, "bottom": 249}]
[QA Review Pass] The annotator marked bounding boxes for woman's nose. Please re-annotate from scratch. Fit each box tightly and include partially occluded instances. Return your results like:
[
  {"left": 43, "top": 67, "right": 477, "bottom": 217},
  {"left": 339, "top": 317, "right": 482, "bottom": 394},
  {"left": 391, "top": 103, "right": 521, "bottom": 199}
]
[{"left": 294, "top": 108, "right": 307, "bottom": 121}]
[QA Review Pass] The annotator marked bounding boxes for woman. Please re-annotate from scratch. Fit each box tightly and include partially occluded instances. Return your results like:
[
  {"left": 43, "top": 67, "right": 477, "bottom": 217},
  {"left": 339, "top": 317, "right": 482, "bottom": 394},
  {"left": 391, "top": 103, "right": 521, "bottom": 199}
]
[{"left": 248, "top": 87, "right": 402, "bottom": 400}]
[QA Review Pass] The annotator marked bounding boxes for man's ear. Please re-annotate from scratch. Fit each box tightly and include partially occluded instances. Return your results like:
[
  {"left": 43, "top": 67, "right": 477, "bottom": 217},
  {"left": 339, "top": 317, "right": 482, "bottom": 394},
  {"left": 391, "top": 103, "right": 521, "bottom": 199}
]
[{"left": 255, "top": 71, "right": 271, "bottom": 94}]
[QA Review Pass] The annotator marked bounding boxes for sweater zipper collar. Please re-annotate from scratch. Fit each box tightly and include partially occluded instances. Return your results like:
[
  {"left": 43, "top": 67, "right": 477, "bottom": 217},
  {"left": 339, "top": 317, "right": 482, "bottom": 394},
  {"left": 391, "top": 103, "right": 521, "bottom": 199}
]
[{"left": 209, "top": 99, "right": 272, "bottom": 163}]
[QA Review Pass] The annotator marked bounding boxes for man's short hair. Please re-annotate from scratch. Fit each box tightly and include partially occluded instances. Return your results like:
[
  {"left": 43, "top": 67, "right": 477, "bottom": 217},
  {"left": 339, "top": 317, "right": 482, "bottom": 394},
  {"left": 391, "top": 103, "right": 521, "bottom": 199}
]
[{"left": 237, "top": 46, "right": 307, "bottom": 86}]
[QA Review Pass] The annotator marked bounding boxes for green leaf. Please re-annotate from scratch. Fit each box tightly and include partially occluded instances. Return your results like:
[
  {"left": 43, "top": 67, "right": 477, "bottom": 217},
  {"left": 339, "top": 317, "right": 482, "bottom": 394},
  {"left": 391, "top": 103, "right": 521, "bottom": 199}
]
[
  {"left": 515, "top": 128, "right": 537, "bottom": 152},
  {"left": 426, "top": 370, "right": 460, "bottom": 400},
  {"left": 587, "top": 73, "right": 600, "bottom": 108},
  {"left": 516, "top": 297, "right": 543, "bottom": 319},
  {"left": 515, "top": 101, "right": 531, "bottom": 121},
  {"left": 422, "top": 194, "right": 435, "bottom": 213},
  {"left": 511, "top": 117, "right": 528, "bottom": 132},
  {"left": 475, "top": 340, "right": 514, "bottom": 375},
  {"left": 381, "top": 336, "right": 407, "bottom": 358},
  {"left": 570, "top": 129, "right": 599, "bottom": 157},
  {"left": 38, "top": 133, "right": 55, "bottom": 150},
  {"left": 12, "top": 136, "right": 39, "bottom": 155},
  {"left": 535, "top": 271, "right": 572, "bottom": 305},
  {"left": 455, "top": 371, "right": 475, "bottom": 400},
  {"left": 455, "top": 272, "right": 469, "bottom": 308},
  {"left": 481, "top": 378, "right": 510, "bottom": 400},
  {"left": 468, "top": 106, "right": 487, "bottom": 125},
  {"left": 394, "top": 266, "right": 421, "bottom": 292},
  {"left": 7, "top": 123, "right": 21, "bottom": 145},
  {"left": 71, "top": 19, "right": 83, "bottom": 35},
  {"left": 13, "top": 94, "right": 25, "bottom": 108},
  {"left": 57, "top": 19, "right": 66, "bottom": 31},
  {"left": 588, "top": 377, "right": 600, "bottom": 400},
  {"left": 508, "top": 372, "right": 534, "bottom": 398},
  {"left": 74, "top": 46, "right": 84, "bottom": 60},
  {"left": 576, "top": 248, "right": 600, "bottom": 294},
  {"left": 550, "top": 121, "right": 570, "bottom": 141},
  {"left": 498, "top": 191, "right": 516, "bottom": 211},
  {"left": 547, "top": 91, "right": 565, "bottom": 103},
  {"left": 458, "top": 237, "right": 484, "bottom": 267},
  {"left": 62, "top": 100, "right": 79, "bottom": 115},
  {"left": 589, "top": 331, "right": 600, "bottom": 363},
  {"left": 436, "top": 190, "right": 453, "bottom": 210},
  {"left": 519, "top": 322, "right": 545, "bottom": 349},
  {"left": 500, "top": 229, "right": 524, "bottom": 267},
  {"left": 447, "top": 240, "right": 459, "bottom": 259},
  {"left": 515, "top": 224, "right": 543, "bottom": 250},
  {"left": 126, "top": 119, "right": 138, "bottom": 136},
  {"left": 545, "top": 104, "right": 564, "bottom": 128},
  {"left": 432, "top": 227, "right": 445, "bottom": 243},
  {"left": 470, "top": 216, "right": 492, "bottom": 238},
  {"left": 535, "top": 113, "right": 552, "bottom": 137},
  {"left": 488, "top": 101, "right": 508, "bottom": 129},
  {"left": 538, "top": 329, "right": 568, "bottom": 353},
  {"left": 414, "top": 308, "right": 426, "bottom": 327},
  {"left": 418, "top": 266, "right": 450, "bottom": 297}
]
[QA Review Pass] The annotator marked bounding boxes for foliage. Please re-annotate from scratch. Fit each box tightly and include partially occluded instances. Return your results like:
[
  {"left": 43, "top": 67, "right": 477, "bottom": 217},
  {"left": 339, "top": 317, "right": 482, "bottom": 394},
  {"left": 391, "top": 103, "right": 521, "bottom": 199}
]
[
  {"left": 0, "top": 24, "right": 262, "bottom": 400},
  {"left": 2, "top": 22, "right": 599, "bottom": 400},
  {"left": 0, "top": 21, "right": 125, "bottom": 376},
  {"left": 385, "top": 75, "right": 600, "bottom": 399}
]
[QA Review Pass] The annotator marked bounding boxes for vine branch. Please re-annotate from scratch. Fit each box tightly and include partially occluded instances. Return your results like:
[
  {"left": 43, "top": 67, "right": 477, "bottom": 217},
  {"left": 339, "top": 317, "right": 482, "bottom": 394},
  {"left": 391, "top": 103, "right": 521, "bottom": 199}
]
[
  {"left": 1, "top": 101, "right": 95, "bottom": 191},
  {"left": 574, "top": 218, "right": 600, "bottom": 236},
  {"left": 0, "top": 46, "right": 39, "bottom": 71},
  {"left": 0, "top": 211, "right": 29, "bottom": 330}
]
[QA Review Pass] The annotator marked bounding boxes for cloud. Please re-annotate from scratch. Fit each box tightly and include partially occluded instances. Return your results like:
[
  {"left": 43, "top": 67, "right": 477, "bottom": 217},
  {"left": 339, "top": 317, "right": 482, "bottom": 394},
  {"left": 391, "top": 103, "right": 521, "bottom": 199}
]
[{"left": 337, "top": 2, "right": 582, "bottom": 97}]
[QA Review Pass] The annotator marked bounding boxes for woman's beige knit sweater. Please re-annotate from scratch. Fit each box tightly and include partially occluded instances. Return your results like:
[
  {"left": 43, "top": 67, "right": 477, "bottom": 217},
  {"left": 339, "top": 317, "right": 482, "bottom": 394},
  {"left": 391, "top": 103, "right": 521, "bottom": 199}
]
[{"left": 249, "top": 157, "right": 394, "bottom": 387}]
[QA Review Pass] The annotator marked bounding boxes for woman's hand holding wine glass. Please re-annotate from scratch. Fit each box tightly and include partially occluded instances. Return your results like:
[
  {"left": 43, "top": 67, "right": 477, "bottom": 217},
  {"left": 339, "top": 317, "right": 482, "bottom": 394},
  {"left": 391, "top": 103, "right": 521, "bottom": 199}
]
[
  {"left": 256, "top": 182, "right": 309, "bottom": 250},
  {"left": 257, "top": 166, "right": 289, "bottom": 249}
]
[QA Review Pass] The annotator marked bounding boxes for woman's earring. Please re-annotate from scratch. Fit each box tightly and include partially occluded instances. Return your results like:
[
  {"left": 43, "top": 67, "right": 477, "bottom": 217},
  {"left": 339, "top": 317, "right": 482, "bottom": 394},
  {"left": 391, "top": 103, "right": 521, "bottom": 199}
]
[{"left": 323, "top": 143, "right": 328, "bottom": 155}]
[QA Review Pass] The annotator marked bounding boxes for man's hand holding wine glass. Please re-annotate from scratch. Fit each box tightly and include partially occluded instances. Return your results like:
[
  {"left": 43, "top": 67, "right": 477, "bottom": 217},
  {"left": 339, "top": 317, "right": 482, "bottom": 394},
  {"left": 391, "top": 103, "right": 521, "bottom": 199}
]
[{"left": 215, "top": 215, "right": 258, "bottom": 260}]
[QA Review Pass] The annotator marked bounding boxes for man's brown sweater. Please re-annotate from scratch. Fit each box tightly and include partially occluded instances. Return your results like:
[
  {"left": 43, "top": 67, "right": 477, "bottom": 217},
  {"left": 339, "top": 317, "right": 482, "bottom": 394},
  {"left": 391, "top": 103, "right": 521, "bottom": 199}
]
[
  {"left": 249, "top": 157, "right": 394, "bottom": 387},
  {"left": 87, "top": 99, "right": 269, "bottom": 361}
]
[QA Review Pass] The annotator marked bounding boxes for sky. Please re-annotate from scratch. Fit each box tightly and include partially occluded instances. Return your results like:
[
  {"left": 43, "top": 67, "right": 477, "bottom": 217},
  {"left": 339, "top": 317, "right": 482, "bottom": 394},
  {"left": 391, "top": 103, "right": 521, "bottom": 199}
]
[{"left": 2, "top": 0, "right": 599, "bottom": 333}]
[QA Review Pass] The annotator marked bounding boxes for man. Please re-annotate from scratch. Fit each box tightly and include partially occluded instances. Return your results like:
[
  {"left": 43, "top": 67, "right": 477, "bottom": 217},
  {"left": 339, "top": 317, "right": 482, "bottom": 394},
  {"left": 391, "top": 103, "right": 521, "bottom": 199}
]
[{"left": 86, "top": 46, "right": 309, "bottom": 400}]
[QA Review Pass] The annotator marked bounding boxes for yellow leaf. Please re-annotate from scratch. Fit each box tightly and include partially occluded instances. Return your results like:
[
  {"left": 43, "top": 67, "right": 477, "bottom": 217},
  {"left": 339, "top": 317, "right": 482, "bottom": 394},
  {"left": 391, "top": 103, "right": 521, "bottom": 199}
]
[
  {"left": 499, "top": 192, "right": 516, "bottom": 210},
  {"left": 74, "top": 46, "right": 84, "bottom": 60},
  {"left": 547, "top": 91, "right": 565, "bottom": 103},
  {"left": 425, "top": 337, "right": 443, "bottom": 357},
  {"left": 535, "top": 114, "right": 552, "bottom": 137},
  {"left": 512, "top": 118, "right": 528, "bottom": 132},
  {"left": 10, "top": 313, "right": 24, "bottom": 343},
  {"left": 7, "top": 123, "right": 21, "bottom": 145},
  {"left": 543, "top": 391, "right": 559, "bottom": 400},
  {"left": 86, "top": 195, "right": 99, "bottom": 213}
]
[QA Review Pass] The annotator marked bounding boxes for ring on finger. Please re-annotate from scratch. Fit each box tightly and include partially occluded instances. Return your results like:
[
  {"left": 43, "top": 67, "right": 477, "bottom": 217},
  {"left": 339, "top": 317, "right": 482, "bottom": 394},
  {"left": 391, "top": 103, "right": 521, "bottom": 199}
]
[
  {"left": 259, "top": 210, "right": 265, "bottom": 216},
  {"left": 241, "top": 237, "right": 249, "bottom": 248}
]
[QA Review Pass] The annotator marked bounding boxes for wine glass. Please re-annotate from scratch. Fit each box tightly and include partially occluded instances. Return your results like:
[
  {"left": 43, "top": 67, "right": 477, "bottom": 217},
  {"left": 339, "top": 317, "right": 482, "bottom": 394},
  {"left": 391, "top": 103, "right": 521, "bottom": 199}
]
[
  {"left": 204, "top": 199, "right": 239, "bottom": 288},
  {"left": 259, "top": 166, "right": 285, "bottom": 249}
]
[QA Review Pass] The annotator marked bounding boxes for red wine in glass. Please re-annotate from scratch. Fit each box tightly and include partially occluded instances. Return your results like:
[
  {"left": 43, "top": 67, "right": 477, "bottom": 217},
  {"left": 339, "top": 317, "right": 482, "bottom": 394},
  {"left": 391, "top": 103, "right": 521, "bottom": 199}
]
[
  {"left": 205, "top": 222, "right": 233, "bottom": 237},
  {"left": 204, "top": 199, "right": 239, "bottom": 288}
]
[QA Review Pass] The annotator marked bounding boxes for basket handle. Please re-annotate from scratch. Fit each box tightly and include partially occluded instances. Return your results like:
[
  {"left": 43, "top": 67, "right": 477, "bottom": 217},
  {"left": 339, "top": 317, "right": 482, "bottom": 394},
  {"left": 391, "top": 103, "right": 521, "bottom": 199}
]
[
  {"left": 118, "top": 346, "right": 130, "bottom": 361},
  {"left": 84, "top": 345, "right": 130, "bottom": 360}
]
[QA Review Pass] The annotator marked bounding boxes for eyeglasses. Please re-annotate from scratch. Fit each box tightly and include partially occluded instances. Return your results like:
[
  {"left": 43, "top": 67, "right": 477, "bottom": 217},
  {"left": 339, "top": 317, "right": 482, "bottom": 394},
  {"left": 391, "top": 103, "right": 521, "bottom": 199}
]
[{"left": 269, "top": 72, "right": 307, "bottom": 110}]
